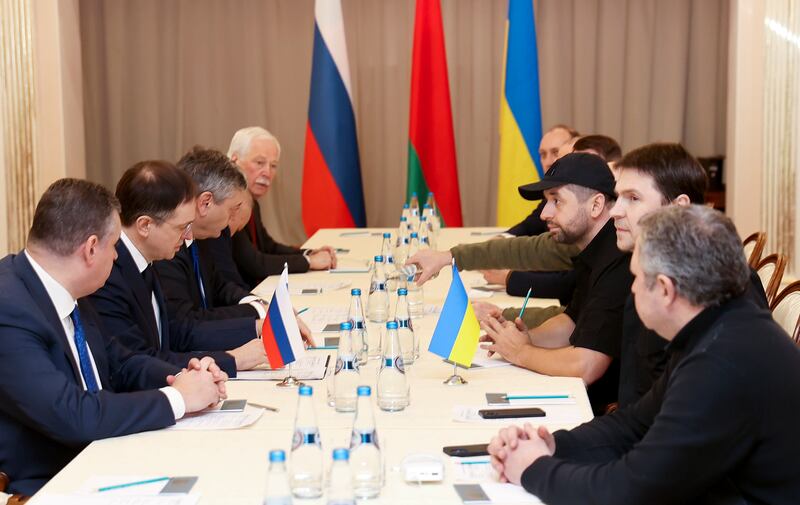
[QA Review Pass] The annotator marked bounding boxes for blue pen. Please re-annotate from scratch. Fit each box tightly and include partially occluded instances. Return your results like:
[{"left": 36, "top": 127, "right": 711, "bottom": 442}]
[
  {"left": 98, "top": 476, "right": 170, "bottom": 492},
  {"left": 506, "top": 394, "right": 569, "bottom": 400},
  {"left": 459, "top": 460, "right": 491, "bottom": 465},
  {"left": 297, "top": 307, "right": 309, "bottom": 315},
  {"left": 518, "top": 287, "right": 533, "bottom": 319}
]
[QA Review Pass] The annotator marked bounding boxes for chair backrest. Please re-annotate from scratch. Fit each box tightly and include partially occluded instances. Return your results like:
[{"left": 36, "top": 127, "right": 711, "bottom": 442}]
[
  {"left": 756, "top": 253, "right": 787, "bottom": 304},
  {"left": 771, "top": 280, "right": 800, "bottom": 344},
  {"left": 743, "top": 232, "right": 766, "bottom": 269}
]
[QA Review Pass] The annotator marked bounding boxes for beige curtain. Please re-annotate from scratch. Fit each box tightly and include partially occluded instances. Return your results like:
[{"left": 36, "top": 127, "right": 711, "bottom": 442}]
[{"left": 80, "top": 0, "right": 728, "bottom": 245}]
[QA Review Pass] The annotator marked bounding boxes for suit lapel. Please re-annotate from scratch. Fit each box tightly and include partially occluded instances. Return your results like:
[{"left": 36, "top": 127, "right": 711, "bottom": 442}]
[
  {"left": 13, "top": 254, "right": 83, "bottom": 385},
  {"left": 115, "top": 241, "right": 160, "bottom": 346}
]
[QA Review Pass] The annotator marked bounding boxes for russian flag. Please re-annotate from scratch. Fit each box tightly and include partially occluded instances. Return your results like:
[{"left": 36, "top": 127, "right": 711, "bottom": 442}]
[
  {"left": 428, "top": 262, "right": 481, "bottom": 367},
  {"left": 301, "top": 0, "right": 366, "bottom": 237},
  {"left": 261, "top": 266, "right": 305, "bottom": 369}
]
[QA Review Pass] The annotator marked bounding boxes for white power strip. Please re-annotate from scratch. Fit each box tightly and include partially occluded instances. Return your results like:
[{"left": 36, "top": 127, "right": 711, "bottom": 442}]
[{"left": 401, "top": 454, "right": 445, "bottom": 483}]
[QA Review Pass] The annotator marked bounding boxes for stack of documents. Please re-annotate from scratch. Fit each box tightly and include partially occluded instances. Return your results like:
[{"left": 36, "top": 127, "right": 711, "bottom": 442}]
[{"left": 232, "top": 355, "right": 330, "bottom": 381}]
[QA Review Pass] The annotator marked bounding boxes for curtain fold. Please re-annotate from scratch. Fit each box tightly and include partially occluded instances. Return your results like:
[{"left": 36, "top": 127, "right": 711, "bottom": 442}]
[{"left": 80, "top": 0, "right": 728, "bottom": 244}]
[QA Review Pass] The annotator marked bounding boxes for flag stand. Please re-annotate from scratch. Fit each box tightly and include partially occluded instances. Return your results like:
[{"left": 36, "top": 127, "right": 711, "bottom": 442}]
[
  {"left": 443, "top": 362, "right": 467, "bottom": 386},
  {"left": 276, "top": 362, "right": 305, "bottom": 388}
]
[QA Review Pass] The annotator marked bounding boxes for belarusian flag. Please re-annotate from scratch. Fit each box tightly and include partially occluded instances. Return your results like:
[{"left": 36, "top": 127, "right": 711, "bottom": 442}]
[{"left": 406, "top": 0, "right": 463, "bottom": 227}]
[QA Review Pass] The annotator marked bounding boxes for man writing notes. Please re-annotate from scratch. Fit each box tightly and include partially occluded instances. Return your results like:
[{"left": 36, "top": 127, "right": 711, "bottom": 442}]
[
  {"left": 489, "top": 205, "right": 800, "bottom": 504},
  {"left": 0, "top": 179, "right": 227, "bottom": 495}
]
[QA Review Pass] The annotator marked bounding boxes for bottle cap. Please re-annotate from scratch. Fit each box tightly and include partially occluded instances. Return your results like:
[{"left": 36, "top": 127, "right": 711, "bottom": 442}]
[
  {"left": 374, "top": 255, "right": 384, "bottom": 262},
  {"left": 357, "top": 385, "right": 371, "bottom": 396},
  {"left": 410, "top": 232, "right": 419, "bottom": 238},
  {"left": 351, "top": 288, "right": 361, "bottom": 295},
  {"left": 424, "top": 203, "right": 431, "bottom": 208},
  {"left": 403, "top": 203, "right": 409, "bottom": 209},
  {"left": 386, "top": 320, "right": 398, "bottom": 329},
  {"left": 398, "top": 288, "right": 408, "bottom": 296},
  {"left": 269, "top": 449, "right": 286, "bottom": 463},
  {"left": 299, "top": 385, "right": 313, "bottom": 396},
  {"left": 340, "top": 321, "right": 353, "bottom": 331},
  {"left": 333, "top": 448, "right": 349, "bottom": 461},
  {"left": 400, "top": 216, "right": 408, "bottom": 222},
  {"left": 383, "top": 232, "right": 391, "bottom": 238}
]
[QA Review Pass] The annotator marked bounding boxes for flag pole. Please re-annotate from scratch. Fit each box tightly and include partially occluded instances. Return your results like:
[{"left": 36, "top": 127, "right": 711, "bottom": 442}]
[
  {"left": 444, "top": 361, "right": 467, "bottom": 386},
  {"left": 277, "top": 262, "right": 305, "bottom": 388}
]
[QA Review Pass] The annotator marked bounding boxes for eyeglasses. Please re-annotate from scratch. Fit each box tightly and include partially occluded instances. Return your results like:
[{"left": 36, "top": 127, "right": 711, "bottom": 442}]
[{"left": 157, "top": 219, "right": 192, "bottom": 238}]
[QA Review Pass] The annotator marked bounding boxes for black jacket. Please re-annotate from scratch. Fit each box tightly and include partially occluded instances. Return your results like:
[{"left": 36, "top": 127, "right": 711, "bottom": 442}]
[
  {"left": 232, "top": 200, "right": 309, "bottom": 288},
  {"left": 522, "top": 295, "right": 800, "bottom": 504}
]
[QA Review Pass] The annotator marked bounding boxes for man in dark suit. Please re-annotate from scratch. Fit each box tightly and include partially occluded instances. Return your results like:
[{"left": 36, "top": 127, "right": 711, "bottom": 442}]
[
  {"left": 154, "top": 147, "right": 267, "bottom": 321},
  {"left": 0, "top": 179, "right": 226, "bottom": 495},
  {"left": 227, "top": 126, "right": 337, "bottom": 288},
  {"left": 89, "top": 161, "right": 267, "bottom": 377}
]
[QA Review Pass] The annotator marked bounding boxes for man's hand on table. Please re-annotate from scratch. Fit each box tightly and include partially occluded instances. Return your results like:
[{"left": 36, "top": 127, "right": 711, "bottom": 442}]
[{"left": 489, "top": 423, "right": 555, "bottom": 484}]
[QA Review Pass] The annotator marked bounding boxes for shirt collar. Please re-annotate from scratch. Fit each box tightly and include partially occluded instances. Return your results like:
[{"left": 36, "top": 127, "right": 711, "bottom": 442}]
[
  {"left": 24, "top": 250, "right": 76, "bottom": 321},
  {"left": 666, "top": 302, "right": 725, "bottom": 353},
  {"left": 120, "top": 230, "right": 150, "bottom": 274},
  {"left": 573, "top": 219, "right": 621, "bottom": 269}
]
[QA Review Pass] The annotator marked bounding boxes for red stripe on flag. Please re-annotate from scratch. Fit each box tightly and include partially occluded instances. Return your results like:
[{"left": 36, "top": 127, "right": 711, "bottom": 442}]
[
  {"left": 261, "top": 318, "right": 286, "bottom": 369},
  {"left": 302, "top": 124, "right": 357, "bottom": 236}
]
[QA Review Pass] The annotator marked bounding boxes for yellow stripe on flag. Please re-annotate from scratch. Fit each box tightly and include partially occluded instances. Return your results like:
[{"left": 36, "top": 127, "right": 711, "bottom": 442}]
[
  {"left": 496, "top": 97, "right": 539, "bottom": 226},
  {"left": 447, "top": 301, "right": 481, "bottom": 367}
]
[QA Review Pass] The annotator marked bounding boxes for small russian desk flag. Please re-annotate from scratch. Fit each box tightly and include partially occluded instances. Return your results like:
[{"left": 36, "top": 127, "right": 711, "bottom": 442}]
[{"left": 261, "top": 265, "right": 305, "bottom": 368}]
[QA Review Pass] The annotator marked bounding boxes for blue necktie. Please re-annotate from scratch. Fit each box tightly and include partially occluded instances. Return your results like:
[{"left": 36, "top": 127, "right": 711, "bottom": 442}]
[
  {"left": 190, "top": 242, "right": 208, "bottom": 309},
  {"left": 69, "top": 306, "right": 99, "bottom": 392}
]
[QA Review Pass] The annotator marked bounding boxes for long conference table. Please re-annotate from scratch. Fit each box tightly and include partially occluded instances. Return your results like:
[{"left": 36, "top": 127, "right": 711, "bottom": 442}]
[{"left": 30, "top": 228, "right": 593, "bottom": 504}]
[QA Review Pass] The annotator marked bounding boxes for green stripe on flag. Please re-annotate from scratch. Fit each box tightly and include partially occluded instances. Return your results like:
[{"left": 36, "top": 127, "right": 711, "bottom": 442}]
[{"left": 407, "top": 142, "right": 449, "bottom": 227}]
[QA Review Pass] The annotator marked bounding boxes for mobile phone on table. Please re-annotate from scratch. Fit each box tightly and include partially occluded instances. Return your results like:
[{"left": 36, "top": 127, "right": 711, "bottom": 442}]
[
  {"left": 453, "top": 484, "right": 491, "bottom": 504},
  {"left": 218, "top": 399, "right": 246, "bottom": 412},
  {"left": 442, "top": 443, "right": 489, "bottom": 457},
  {"left": 478, "top": 407, "right": 545, "bottom": 419}
]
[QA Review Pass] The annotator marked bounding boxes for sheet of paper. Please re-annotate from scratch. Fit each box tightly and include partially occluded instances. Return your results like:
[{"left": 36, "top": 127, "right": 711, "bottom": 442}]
[
  {"left": 481, "top": 483, "right": 543, "bottom": 504},
  {"left": 232, "top": 355, "right": 329, "bottom": 381},
  {"left": 78, "top": 476, "right": 168, "bottom": 495},
  {"left": 450, "top": 456, "right": 497, "bottom": 482},
  {"left": 329, "top": 258, "right": 372, "bottom": 273},
  {"left": 32, "top": 496, "right": 199, "bottom": 505},
  {"left": 469, "top": 354, "right": 512, "bottom": 369},
  {"left": 467, "top": 289, "right": 494, "bottom": 299},
  {"left": 166, "top": 405, "right": 263, "bottom": 431}
]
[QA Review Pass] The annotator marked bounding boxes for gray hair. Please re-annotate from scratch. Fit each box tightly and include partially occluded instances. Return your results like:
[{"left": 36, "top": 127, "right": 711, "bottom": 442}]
[
  {"left": 227, "top": 126, "right": 281, "bottom": 159},
  {"left": 637, "top": 205, "right": 750, "bottom": 307},
  {"left": 177, "top": 146, "right": 247, "bottom": 202}
]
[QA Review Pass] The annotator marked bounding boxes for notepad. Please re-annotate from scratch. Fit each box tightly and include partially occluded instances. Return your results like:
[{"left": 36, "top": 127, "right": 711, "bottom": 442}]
[
  {"left": 232, "top": 355, "right": 330, "bottom": 381},
  {"left": 32, "top": 496, "right": 200, "bottom": 505}
]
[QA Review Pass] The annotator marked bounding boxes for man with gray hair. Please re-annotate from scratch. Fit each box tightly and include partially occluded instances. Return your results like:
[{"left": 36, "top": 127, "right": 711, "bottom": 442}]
[
  {"left": 228, "top": 126, "right": 336, "bottom": 288},
  {"left": 489, "top": 204, "right": 800, "bottom": 504}
]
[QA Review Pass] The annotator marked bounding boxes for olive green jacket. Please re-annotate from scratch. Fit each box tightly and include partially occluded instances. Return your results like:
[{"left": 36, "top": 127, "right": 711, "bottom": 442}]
[{"left": 451, "top": 234, "right": 578, "bottom": 328}]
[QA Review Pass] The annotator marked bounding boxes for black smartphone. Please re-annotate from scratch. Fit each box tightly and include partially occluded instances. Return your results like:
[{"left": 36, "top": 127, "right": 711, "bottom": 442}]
[
  {"left": 442, "top": 443, "right": 489, "bottom": 458},
  {"left": 478, "top": 407, "right": 545, "bottom": 419}
]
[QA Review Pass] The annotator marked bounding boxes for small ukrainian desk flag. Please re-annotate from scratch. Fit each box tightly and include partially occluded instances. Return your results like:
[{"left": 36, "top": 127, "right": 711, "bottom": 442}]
[{"left": 428, "top": 262, "right": 481, "bottom": 367}]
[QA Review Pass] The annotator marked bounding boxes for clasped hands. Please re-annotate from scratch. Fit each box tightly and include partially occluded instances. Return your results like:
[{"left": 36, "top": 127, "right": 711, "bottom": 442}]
[
  {"left": 478, "top": 309, "right": 531, "bottom": 365},
  {"left": 167, "top": 356, "right": 228, "bottom": 412},
  {"left": 488, "top": 423, "right": 556, "bottom": 485},
  {"left": 307, "top": 245, "right": 337, "bottom": 270}
]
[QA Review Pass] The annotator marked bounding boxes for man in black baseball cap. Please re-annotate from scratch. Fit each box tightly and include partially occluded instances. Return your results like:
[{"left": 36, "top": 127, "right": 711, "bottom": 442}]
[{"left": 481, "top": 152, "right": 631, "bottom": 414}]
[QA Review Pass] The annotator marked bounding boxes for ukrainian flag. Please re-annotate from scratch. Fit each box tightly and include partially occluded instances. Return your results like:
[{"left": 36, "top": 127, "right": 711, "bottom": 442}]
[
  {"left": 496, "top": 0, "right": 543, "bottom": 227},
  {"left": 428, "top": 263, "right": 481, "bottom": 367}
]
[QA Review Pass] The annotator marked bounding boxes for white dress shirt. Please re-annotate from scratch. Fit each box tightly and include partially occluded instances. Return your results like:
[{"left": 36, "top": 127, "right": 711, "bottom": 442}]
[{"left": 25, "top": 249, "right": 186, "bottom": 419}]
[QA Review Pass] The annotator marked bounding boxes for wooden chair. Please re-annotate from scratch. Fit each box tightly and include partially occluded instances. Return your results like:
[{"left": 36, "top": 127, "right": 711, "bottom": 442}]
[
  {"left": 771, "top": 280, "right": 800, "bottom": 344},
  {"left": 756, "top": 254, "right": 787, "bottom": 305},
  {"left": 0, "top": 473, "right": 29, "bottom": 505},
  {"left": 743, "top": 232, "right": 766, "bottom": 269}
]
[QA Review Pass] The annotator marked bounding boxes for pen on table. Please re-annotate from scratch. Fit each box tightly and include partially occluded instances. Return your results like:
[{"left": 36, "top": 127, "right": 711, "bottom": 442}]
[
  {"left": 247, "top": 401, "right": 280, "bottom": 412},
  {"left": 518, "top": 287, "right": 533, "bottom": 319},
  {"left": 97, "top": 476, "right": 170, "bottom": 492},
  {"left": 297, "top": 307, "right": 309, "bottom": 315},
  {"left": 335, "top": 248, "right": 350, "bottom": 253},
  {"left": 339, "top": 231, "right": 371, "bottom": 237},
  {"left": 458, "top": 460, "right": 491, "bottom": 465},
  {"left": 309, "top": 345, "right": 338, "bottom": 350},
  {"left": 505, "top": 394, "right": 570, "bottom": 400}
]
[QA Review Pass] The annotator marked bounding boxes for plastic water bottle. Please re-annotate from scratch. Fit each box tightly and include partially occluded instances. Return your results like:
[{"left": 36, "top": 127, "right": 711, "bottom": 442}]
[
  {"left": 400, "top": 203, "right": 411, "bottom": 224},
  {"left": 334, "top": 322, "right": 360, "bottom": 412},
  {"left": 418, "top": 215, "right": 432, "bottom": 250},
  {"left": 377, "top": 321, "right": 410, "bottom": 411},
  {"left": 264, "top": 450, "right": 293, "bottom": 505},
  {"left": 406, "top": 233, "right": 424, "bottom": 319},
  {"left": 426, "top": 192, "right": 442, "bottom": 232},
  {"left": 366, "top": 256, "right": 389, "bottom": 323},
  {"left": 327, "top": 448, "right": 355, "bottom": 505},
  {"left": 290, "top": 386, "right": 322, "bottom": 498},
  {"left": 409, "top": 193, "right": 421, "bottom": 231},
  {"left": 395, "top": 288, "right": 417, "bottom": 365},
  {"left": 380, "top": 232, "right": 394, "bottom": 269},
  {"left": 347, "top": 289, "right": 368, "bottom": 365},
  {"left": 394, "top": 217, "right": 410, "bottom": 265},
  {"left": 350, "top": 386, "right": 382, "bottom": 498}
]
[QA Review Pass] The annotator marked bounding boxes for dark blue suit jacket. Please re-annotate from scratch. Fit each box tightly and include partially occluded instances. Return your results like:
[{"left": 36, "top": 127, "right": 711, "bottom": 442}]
[
  {"left": 0, "top": 253, "right": 178, "bottom": 495},
  {"left": 88, "top": 241, "right": 258, "bottom": 377},
  {"left": 154, "top": 240, "right": 259, "bottom": 321}
]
